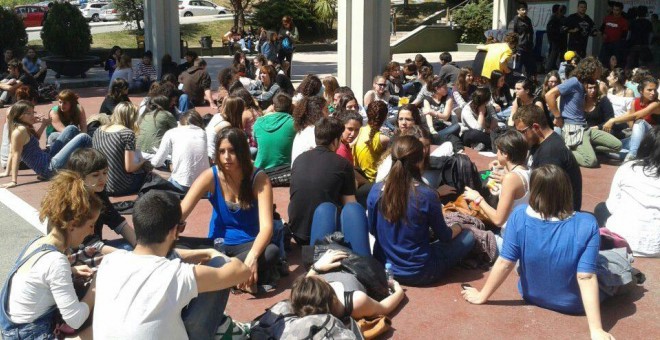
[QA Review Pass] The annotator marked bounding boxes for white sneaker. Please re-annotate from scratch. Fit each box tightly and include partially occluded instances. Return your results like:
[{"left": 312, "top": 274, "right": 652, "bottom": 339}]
[{"left": 215, "top": 315, "right": 250, "bottom": 340}]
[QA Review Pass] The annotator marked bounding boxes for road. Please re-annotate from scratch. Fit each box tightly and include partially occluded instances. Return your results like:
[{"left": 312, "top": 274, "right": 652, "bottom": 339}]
[{"left": 27, "top": 13, "right": 233, "bottom": 42}]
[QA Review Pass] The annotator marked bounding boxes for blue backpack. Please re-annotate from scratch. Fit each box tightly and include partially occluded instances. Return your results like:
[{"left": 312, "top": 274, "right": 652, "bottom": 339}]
[{"left": 281, "top": 36, "right": 294, "bottom": 52}]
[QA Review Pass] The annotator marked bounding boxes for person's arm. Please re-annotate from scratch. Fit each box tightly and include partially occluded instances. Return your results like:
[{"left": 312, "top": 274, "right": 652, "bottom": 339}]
[
  {"left": 464, "top": 172, "right": 522, "bottom": 227},
  {"left": 78, "top": 105, "right": 87, "bottom": 133},
  {"left": 439, "top": 97, "right": 454, "bottom": 121},
  {"left": 180, "top": 168, "right": 215, "bottom": 221},
  {"left": 594, "top": 98, "right": 615, "bottom": 130},
  {"left": 242, "top": 171, "right": 274, "bottom": 289},
  {"left": 461, "top": 257, "right": 516, "bottom": 304},
  {"left": 453, "top": 88, "right": 468, "bottom": 108},
  {"left": 604, "top": 101, "right": 660, "bottom": 131},
  {"left": 462, "top": 106, "right": 480, "bottom": 130},
  {"left": 21, "top": 59, "right": 31, "bottom": 75},
  {"left": 124, "top": 150, "right": 146, "bottom": 173},
  {"left": 150, "top": 130, "right": 173, "bottom": 168},
  {"left": 508, "top": 99, "right": 519, "bottom": 126},
  {"left": 34, "top": 59, "right": 47, "bottom": 79},
  {"left": 577, "top": 273, "right": 613, "bottom": 340},
  {"left": 48, "top": 256, "right": 92, "bottom": 329},
  {"left": 256, "top": 84, "right": 280, "bottom": 102},
  {"left": 363, "top": 91, "right": 374, "bottom": 107},
  {"left": 352, "top": 282, "right": 405, "bottom": 319},
  {"left": 422, "top": 99, "right": 438, "bottom": 134},
  {"left": 428, "top": 190, "right": 460, "bottom": 241},
  {"left": 49, "top": 108, "right": 66, "bottom": 133},
  {"left": 544, "top": 86, "right": 563, "bottom": 128},
  {"left": 0, "top": 128, "right": 27, "bottom": 187},
  {"left": 194, "top": 256, "right": 251, "bottom": 293}
]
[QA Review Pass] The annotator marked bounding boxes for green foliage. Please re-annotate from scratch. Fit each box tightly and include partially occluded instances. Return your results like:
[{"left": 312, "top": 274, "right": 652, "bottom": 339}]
[
  {"left": 249, "top": 0, "right": 321, "bottom": 38},
  {"left": 302, "top": 0, "right": 336, "bottom": 30},
  {"left": 0, "top": 0, "right": 39, "bottom": 6},
  {"left": 40, "top": 2, "right": 92, "bottom": 57},
  {"left": 0, "top": 6, "right": 27, "bottom": 54},
  {"left": 452, "top": 0, "right": 492, "bottom": 44},
  {"left": 114, "top": 0, "right": 144, "bottom": 31}
]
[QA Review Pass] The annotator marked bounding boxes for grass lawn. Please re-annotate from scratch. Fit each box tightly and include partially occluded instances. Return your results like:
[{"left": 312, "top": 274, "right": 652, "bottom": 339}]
[{"left": 29, "top": 21, "right": 234, "bottom": 50}]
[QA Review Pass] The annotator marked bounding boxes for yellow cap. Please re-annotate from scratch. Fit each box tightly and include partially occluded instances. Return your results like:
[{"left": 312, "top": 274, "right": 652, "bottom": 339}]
[{"left": 564, "top": 51, "right": 576, "bottom": 61}]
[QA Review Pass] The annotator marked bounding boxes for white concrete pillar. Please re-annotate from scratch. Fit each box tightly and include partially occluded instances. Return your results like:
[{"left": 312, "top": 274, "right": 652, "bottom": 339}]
[
  {"left": 337, "top": 0, "right": 390, "bottom": 104},
  {"left": 492, "top": 0, "right": 510, "bottom": 30},
  {"left": 144, "top": 0, "right": 181, "bottom": 75}
]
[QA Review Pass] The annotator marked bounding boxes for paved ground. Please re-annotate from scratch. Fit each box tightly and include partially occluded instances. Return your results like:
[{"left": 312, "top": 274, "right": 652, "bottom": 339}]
[{"left": 0, "top": 50, "right": 658, "bottom": 339}]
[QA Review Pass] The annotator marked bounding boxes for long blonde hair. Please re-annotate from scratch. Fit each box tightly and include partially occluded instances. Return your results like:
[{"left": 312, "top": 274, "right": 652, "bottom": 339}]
[{"left": 109, "top": 101, "right": 140, "bottom": 133}]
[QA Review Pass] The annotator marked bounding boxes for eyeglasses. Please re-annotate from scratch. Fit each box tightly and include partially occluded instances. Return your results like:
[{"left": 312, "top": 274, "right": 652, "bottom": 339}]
[
  {"left": 376, "top": 83, "right": 387, "bottom": 87},
  {"left": 516, "top": 126, "right": 531, "bottom": 133}
]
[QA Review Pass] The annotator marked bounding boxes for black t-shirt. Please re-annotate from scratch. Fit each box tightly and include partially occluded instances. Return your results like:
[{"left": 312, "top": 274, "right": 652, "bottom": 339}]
[
  {"left": 288, "top": 146, "right": 356, "bottom": 242},
  {"left": 629, "top": 18, "right": 652, "bottom": 46},
  {"left": 438, "top": 63, "right": 461, "bottom": 85},
  {"left": 99, "top": 95, "right": 128, "bottom": 115},
  {"left": 529, "top": 132, "right": 582, "bottom": 211},
  {"left": 565, "top": 13, "right": 595, "bottom": 49},
  {"left": 511, "top": 15, "right": 534, "bottom": 51}
]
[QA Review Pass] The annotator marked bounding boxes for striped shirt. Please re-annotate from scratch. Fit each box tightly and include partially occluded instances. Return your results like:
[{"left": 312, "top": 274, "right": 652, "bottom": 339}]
[
  {"left": 92, "top": 128, "right": 139, "bottom": 196},
  {"left": 134, "top": 62, "right": 157, "bottom": 82}
]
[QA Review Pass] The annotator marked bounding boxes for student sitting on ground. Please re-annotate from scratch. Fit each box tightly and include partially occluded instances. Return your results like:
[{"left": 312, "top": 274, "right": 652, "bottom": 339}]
[
  {"left": 206, "top": 96, "right": 246, "bottom": 161},
  {"left": 288, "top": 117, "right": 368, "bottom": 254},
  {"left": 100, "top": 78, "right": 130, "bottom": 115},
  {"left": 422, "top": 79, "right": 462, "bottom": 147},
  {"left": 508, "top": 78, "right": 544, "bottom": 126},
  {"left": 353, "top": 101, "right": 390, "bottom": 183},
  {"left": 461, "top": 164, "right": 613, "bottom": 340},
  {"left": 249, "top": 65, "right": 281, "bottom": 110},
  {"left": 461, "top": 87, "right": 498, "bottom": 151},
  {"left": 181, "top": 128, "right": 280, "bottom": 295},
  {"left": 597, "top": 126, "right": 660, "bottom": 257},
  {"left": 463, "top": 130, "right": 530, "bottom": 250},
  {"left": 333, "top": 109, "right": 363, "bottom": 165},
  {"left": 0, "top": 100, "right": 92, "bottom": 188},
  {"left": 452, "top": 67, "right": 477, "bottom": 110},
  {"left": 67, "top": 148, "right": 137, "bottom": 251},
  {"left": 93, "top": 190, "right": 251, "bottom": 339},
  {"left": 291, "top": 96, "right": 329, "bottom": 165},
  {"left": 1, "top": 171, "right": 99, "bottom": 338},
  {"left": 368, "top": 135, "right": 475, "bottom": 286},
  {"left": 46, "top": 90, "right": 87, "bottom": 146},
  {"left": 150, "top": 110, "right": 208, "bottom": 193},
  {"left": 253, "top": 93, "right": 296, "bottom": 171},
  {"left": 292, "top": 249, "right": 405, "bottom": 320},
  {"left": 136, "top": 95, "right": 178, "bottom": 158}
]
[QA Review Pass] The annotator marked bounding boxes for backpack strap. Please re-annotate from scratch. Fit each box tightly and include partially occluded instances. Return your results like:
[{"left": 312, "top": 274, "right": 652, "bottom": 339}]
[
  {"left": 343, "top": 291, "right": 354, "bottom": 320},
  {"left": 302, "top": 315, "right": 332, "bottom": 340}
]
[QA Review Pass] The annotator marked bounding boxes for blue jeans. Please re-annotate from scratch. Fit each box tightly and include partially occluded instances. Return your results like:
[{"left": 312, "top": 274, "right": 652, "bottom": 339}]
[
  {"left": 181, "top": 256, "right": 230, "bottom": 339},
  {"left": 47, "top": 125, "right": 92, "bottom": 177},
  {"left": 0, "top": 309, "right": 56, "bottom": 340},
  {"left": 178, "top": 94, "right": 193, "bottom": 113},
  {"left": 104, "top": 238, "right": 134, "bottom": 251},
  {"left": 168, "top": 177, "right": 191, "bottom": 193},
  {"left": 310, "top": 202, "right": 371, "bottom": 257},
  {"left": 626, "top": 119, "right": 652, "bottom": 158},
  {"left": 396, "top": 230, "right": 475, "bottom": 286},
  {"left": 495, "top": 106, "right": 513, "bottom": 123}
]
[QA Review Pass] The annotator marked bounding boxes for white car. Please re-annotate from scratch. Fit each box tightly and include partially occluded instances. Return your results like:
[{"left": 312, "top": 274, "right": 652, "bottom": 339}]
[
  {"left": 178, "top": 0, "right": 228, "bottom": 17},
  {"left": 80, "top": 2, "right": 109, "bottom": 22},
  {"left": 99, "top": 3, "right": 118, "bottom": 22}
]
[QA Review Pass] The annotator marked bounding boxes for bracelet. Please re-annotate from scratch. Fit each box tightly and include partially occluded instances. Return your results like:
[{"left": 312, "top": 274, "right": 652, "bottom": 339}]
[
  {"left": 311, "top": 264, "right": 323, "bottom": 273},
  {"left": 474, "top": 197, "right": 483, "bottom": 206}
]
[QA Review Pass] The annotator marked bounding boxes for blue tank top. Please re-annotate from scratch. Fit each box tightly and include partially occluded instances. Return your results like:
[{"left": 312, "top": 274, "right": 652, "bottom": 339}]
[
  {"left": 208, "top": 165, "right": 261, "bottom": 245},
  {"left": 21, "top": 135, "right": 51, "bottom": 178}
]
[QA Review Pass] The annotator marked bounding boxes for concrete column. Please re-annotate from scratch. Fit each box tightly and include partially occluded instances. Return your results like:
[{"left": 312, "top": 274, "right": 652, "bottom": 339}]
[
  {"left": 144, "top": 0, "right": 181, "bottom": 75},
  {"left": 492, "top": 0, "right": 510, "bottom": 29},
  {"left": 337, "top": 0, "right": 390, "bottom": 104}
]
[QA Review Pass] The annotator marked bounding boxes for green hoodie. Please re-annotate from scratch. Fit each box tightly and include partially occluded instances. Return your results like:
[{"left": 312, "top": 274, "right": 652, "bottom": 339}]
[{"left": 253, "top": 112, "right": 296, "bottom": 170}]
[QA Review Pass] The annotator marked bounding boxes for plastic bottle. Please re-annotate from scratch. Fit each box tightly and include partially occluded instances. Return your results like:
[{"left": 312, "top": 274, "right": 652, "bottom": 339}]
[
  {"left": 385, "top": 262, "right": 394, "bottom": 293},
  {"left": 213, "top": 237, "right": 225, "bottom": 253}
]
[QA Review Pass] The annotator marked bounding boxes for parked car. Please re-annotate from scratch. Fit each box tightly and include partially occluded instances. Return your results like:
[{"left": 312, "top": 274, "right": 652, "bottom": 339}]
[
  {"left": 80, "top": 2, "right": 109, "bottom": 22},
  {"left": 14, "top": 5, "right": 48, "bottom": 28},
  {"left": 178, "top": 0, "right": 228, "bottom": 17},
  {"left": 99, "top": 3, "right": 118, "bottom": 22}
]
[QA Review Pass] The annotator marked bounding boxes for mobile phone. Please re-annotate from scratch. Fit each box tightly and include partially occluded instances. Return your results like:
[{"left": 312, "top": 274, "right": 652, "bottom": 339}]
[{"left": 460, "top": 283, "right": 472, "bottom": 290}]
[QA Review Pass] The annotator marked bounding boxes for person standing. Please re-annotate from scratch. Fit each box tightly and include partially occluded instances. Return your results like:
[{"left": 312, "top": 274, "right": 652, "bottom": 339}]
[
  {"left": 564, "top": 1, "right": 598, "bottom": 58},
  {"left": 545, "top": 5, "right": 567, "bottom": 71},
  {"left": 627, "top": 6, "right": 653, "bottom": 69},
  {"left": 509, "top": 2, "right": 536, "bottom": 80},
  {"left": 278, "top": 16, "right": 298, "bottom": 78},
  {"left": 599, "top": 2, "right": 628, "bottom": 69}
]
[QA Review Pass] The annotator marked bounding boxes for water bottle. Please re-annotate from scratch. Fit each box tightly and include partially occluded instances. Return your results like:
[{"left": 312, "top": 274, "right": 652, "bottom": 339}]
[
  {"left": 385, "top": 262, "right": 394, "bottom": 293},
  {"left": 213, "top": 237, "right": 225, "bottom": 253}
]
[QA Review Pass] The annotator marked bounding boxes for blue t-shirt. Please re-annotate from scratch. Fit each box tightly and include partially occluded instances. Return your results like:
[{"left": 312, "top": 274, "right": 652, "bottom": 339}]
[
  {"left": 557, "top": 77, "right": 586, "bottom": 125},
  {"left": 500, "top": 206, "right": 600, "bottom": 314},
  {"left": 367, "top": 182, "right": 452, "bottom": 278}
]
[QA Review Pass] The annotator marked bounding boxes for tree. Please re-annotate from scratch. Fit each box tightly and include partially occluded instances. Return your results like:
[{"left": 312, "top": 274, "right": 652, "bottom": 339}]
[
  {"left": 229, "top": 0, "right": 255, "bottom": 31},
  {"left": 452, "top": 0, "right": 492, "bottom": 43},
  {"left": 114, "top": 0, "right": 144, "bottom": 32},
  {"left": 41, "top": 2, "right": 92, "bottom": 57},
  {"left": 0, "top": 6, "right": 27, "bottom": 54},
  {"left": 302, "top": 0, "right": 336, "bottom": 32}
]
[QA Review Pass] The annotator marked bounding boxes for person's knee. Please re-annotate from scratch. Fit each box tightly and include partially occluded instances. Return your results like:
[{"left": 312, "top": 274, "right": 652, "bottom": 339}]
[
  {"left": 458, "top": 229, "right": 475, "bottom": 248},
  {"left": 313, "top": 202, "right": 338, "bottom": 218},
  {"left": 206, "top": 256, "right": 228, "bottom": 268}
]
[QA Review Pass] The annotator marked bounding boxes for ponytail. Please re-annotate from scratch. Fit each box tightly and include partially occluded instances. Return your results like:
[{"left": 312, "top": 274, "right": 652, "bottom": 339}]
[{"left": 380, "top": 136, "right": 425, "bottom": 223}]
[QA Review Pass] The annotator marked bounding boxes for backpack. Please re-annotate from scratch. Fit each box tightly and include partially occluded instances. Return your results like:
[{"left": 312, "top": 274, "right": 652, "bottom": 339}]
[
  {"left": 281, "top": 36, "right": 294, "bottom": 52},
  {"left": 429, "top": 154, "right": 484, "bottom": 202},
  {"left": 251, "top": 300, "right": 362, "bottom": 340}
]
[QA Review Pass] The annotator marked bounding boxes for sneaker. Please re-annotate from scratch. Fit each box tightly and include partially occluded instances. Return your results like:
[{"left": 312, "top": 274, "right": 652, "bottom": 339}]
[
  {"left": 473, "top": 143, "right": 486, "bottom": 152},
  {"left": 278, "top": 259, "right": 290, "bottom": 277},
  {"left": 624, "top": 153, "right": 635, "bottom": 162},
  {"left": 215, "top": 315, "right": 250, "bottom": 340}
]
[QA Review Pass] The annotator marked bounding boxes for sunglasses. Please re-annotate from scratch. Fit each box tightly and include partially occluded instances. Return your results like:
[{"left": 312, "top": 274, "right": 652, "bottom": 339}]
[{"left": 376, "top": 83, "right": 387, "bottom": 87}]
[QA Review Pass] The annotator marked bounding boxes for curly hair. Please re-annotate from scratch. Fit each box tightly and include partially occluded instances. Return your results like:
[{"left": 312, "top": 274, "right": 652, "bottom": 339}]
[
  {"left": 572, "top": 56, "right": 602, "bottom": 84},
  {"left": 292, "top": 96, "right": 327, "bottom": 132},
  {"left": 295, "top": 74, "right": 322, "bottom": 97},
  {"left": 366, "top": 101, "right": 388, "bottom": 147},
  {"left": 39, "top": 170, "right": 103, "bottom": 234}
]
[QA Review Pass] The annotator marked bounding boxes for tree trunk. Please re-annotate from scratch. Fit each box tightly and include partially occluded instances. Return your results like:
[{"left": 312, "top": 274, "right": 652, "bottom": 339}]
[{"left": 403, "top": 0, "right": 409, "bottom": 9}]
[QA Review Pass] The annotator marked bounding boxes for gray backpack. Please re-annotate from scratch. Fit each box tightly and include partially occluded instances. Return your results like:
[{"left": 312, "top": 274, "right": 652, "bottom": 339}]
[{"left": 250, "top": 300, "right": 363, "bottom": 340}]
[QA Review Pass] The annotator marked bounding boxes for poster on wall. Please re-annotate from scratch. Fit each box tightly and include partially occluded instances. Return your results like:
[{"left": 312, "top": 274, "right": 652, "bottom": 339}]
[
  {"left": 526, "top": 2, "right": 568, "bottom": 31},
  {"left": 620, "top": 0, "right": 660, "bottom": 15}
]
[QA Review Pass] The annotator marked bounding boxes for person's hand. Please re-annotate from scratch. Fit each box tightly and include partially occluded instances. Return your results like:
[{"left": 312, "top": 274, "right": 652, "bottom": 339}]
[
  {"left": 553, "top": 116, "right": 564, "bottom": 128},
  {"left": 392, "top": 280, "right": 404, "bottom": 294},
  {"left": 463, "top": 186, "right": 482, "bottom": 202},
  {"left": 141, "top": 161, "right": 153, "bottom": 173},
  {"left": 590, "top": 126, "right": 599, "bottom": 130},
  {"left": 72, "top": 265, "right": 95, "bottom": 279},
  {"left": 461, "top": 286, "right": 487, "bottom": 304},
  {"left": 602, "top": 119, "right": 614, "bottom": 133},
  {"left": 436, "top": 184, "right": 457, "bottom": 198},
  {"left": 488, "top": 160, "right": 501, "bottom": 169},
  {"left": 492, "top": 104, "right": 501, "bottom": 112},
  {"left": 314, "top": 249, "right": 348, "bottom": 272},
  {"left": 590, "top": 329, "right": 615, "bottom": 340},
  {"left": 239, "top": 254, "right": 259, "bottom": 291},
  {"left": 0, "top": 181, "right": 16, "bottom": 188}
]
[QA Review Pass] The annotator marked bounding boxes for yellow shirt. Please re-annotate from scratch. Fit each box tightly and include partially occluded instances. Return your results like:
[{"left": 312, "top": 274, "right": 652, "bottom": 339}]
[
  {"left": 352, "top": 126, "right": 384, "bottom": 182},
  {"left": 481, "top": 43, "right": 513, "bottom": 79}
]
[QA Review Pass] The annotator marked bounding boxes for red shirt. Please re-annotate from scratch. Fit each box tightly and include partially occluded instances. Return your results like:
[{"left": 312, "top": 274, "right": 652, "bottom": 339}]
[
  {"left": 634, "top": 97, "right": 659, "bottom": 126},
  {"left": 601, "top": 15, "right": 628, "bottom": 43},
  {"left": 336, "top": 142, "right": 354, "bottom": 165}
]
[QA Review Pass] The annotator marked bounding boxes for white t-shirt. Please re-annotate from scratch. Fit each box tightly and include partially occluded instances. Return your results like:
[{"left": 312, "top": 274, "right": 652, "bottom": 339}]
[
  {"left": 606, "top": 92, "right": 633, "bottom": 118},
  {"left": 290, "top": 125, "right": 316, "bottom": 165},
  {"left": 150, "top": 125, "right": 208, "bottom": 187},
  {"left": 93, "top": 251, "right": 198, "bottom": 340},
  {"left": 606, "top": 162, "right": 660, "bottom": 257},
  {"left": 205, "top": 113, "right": 226, "bottom": 159},
  {"left": 8, "top": 251, "right": 89, "bottom": 329}
]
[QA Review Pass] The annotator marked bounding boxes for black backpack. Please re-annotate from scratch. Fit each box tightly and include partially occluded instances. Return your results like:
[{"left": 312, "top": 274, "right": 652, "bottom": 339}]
[{"left": 429, "top": 154, "right": 484, "bottom": 201}]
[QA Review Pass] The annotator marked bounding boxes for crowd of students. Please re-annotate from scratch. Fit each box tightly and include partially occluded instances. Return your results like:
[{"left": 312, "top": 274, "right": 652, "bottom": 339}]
[{"left": 0, "top": 11, "right": 658, "bottom": 340}]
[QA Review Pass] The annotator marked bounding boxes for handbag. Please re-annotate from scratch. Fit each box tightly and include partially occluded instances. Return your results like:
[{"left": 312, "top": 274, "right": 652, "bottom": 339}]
[
  {"left": 356, "top": 316, "right": 392, "bottom": 340},
  {"left": 264, "top": 164, "right": 291, "bottom": 187},
  {"left": 561, "top": 123, "right": 585, "bottom": 149},
  {"left": 442, "top": 195, "right": 495, "bottom": 229}
]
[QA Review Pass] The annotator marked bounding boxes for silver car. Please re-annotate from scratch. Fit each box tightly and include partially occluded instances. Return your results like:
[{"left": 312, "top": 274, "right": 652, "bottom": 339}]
[
  {"left": 80, "top": 2, "right": 109, "bottom": 22},
  {"left": 99, "top": 3, "right": 118, "bottom": 22}
]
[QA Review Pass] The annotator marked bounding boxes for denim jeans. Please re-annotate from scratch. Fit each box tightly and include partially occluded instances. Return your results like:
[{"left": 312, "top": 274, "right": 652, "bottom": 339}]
[
  {"left": 181, "top": 256, "right": 230, "bottom": 339},
  {"left": 310, "top": 202, "right": 371, "bottom": 257},
  {"left": 104, "top": 238, "right": 134, "bottom": 251},
  {"left": 396, "top": 230, "right": 475, "bottom": 286},
  {"left": 178, "top": 94, "right": 193, "bottom": 113},
  {"left": 495, "top": 106, "right": 513, "bottom": 123},
  {"left": 168, "top": 177, "right": 191, "bottom": 193},
  {"left": 0, "top": 310, "right": 56, "bottom": 340},
  {"left": 47, "top": 125, "right": 92, "bottom": 177},
  {"left": 626, "top": 120, "right": 652, "bottom": 158}
]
